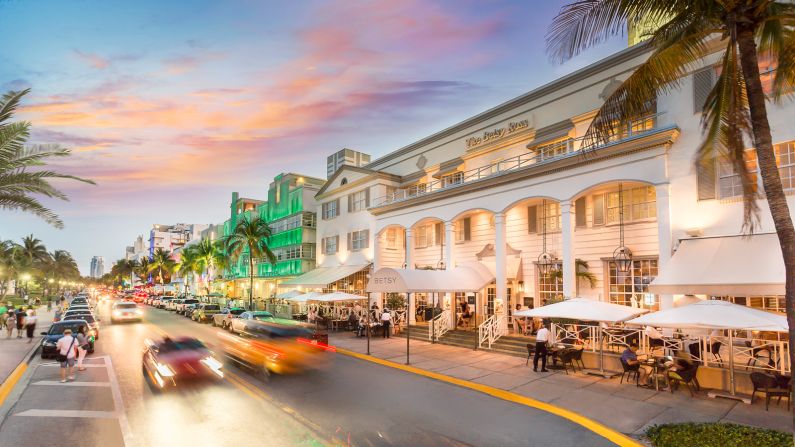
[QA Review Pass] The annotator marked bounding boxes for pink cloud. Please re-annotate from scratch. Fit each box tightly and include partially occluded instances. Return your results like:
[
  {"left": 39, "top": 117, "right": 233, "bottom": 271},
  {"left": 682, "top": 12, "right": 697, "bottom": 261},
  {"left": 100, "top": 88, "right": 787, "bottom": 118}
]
[{"left": 73, "top": 50, "right": 110, "bottom": 69}]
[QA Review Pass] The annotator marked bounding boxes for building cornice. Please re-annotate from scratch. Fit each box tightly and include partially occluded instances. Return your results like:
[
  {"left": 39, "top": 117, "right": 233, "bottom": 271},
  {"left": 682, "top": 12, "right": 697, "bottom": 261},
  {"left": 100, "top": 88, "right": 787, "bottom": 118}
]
[{"left": 369, "top": 126, "right": 680, "bottom": 215}]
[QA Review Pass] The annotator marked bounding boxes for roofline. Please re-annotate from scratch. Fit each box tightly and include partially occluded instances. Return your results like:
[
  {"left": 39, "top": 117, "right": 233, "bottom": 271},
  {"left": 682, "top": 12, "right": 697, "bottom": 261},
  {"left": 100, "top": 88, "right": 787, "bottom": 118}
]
[
  {"left": 315, "top": 164, "right": 401, "bottom": 197},
  {"left": 364, "top": 42, "right": 651, "bottom": 169}
]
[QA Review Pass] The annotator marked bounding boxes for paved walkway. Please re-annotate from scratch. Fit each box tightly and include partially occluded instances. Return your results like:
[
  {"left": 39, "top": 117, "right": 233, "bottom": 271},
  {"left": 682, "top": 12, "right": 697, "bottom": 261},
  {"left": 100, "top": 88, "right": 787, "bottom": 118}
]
[
  {"left": 0, "top": 307, "right": 54, "bottom": 384},
  {"left": 331, "top": 334, "right": 792, "bottom": 437}
]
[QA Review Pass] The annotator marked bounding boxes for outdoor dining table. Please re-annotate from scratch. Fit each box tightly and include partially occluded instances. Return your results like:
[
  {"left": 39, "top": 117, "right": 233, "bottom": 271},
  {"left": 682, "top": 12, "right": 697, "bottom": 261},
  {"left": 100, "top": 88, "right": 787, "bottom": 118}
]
[
  {"left": 546, "top": 345, "right": 570, "bottom": 370},
  {"left": 642, "top": 356, "right": 669, "bottom": 391}
]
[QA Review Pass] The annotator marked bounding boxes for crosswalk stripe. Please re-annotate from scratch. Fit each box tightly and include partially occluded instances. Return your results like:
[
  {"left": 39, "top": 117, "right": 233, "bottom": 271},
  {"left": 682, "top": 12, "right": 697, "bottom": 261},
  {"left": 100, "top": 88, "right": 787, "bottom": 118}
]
[
  {"left": 14, "top": 409, "right": 118, "bottom": 419},
  {"left": 32, "top": 380, "right": 111, "bottom": 387}
]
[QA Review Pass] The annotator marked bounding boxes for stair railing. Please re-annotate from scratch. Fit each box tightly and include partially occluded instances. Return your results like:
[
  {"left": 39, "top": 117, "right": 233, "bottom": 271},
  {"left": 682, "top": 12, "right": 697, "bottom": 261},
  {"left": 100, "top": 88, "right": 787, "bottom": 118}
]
[
  {"left": 429, "top": 309, "right": 451, "bottom": 341},
  {"left": 478, "top": 314, "right": 508, "bottom": 349}
]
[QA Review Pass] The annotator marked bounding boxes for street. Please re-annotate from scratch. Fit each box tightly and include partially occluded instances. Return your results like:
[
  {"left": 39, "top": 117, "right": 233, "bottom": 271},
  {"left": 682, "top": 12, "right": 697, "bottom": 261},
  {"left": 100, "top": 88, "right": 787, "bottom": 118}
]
[{"left": 0, "top": 301, "right": 617, "bottom": 447}]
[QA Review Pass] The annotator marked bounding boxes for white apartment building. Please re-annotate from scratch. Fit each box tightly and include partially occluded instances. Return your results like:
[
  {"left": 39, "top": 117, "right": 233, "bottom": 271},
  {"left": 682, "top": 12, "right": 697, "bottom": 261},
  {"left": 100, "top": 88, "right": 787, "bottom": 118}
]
[
  {"left": 285, "top": 40, "right": 791, "bottom": 334},
  {"left": 124, "top": 235, "right": 148, "bottom": 262},
  {"left": 327, "top": 148, "right": 371, "bottom": 178},
  {"left": 149, "top": 223, "right": 209, "bottom": 256}
]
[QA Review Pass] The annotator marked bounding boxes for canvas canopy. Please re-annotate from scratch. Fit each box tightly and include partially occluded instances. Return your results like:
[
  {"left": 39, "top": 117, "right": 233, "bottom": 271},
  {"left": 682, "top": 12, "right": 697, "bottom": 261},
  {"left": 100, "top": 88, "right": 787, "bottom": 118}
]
[
  {"left": 274, "top": 290, "right": 301, "bottom": 299},
  {"left": 366, "top": 262, "right": 493, "bottom": 293},
  {"left": 513, "top": 297, "right": 649, "bottom": 323},
  {"left": 626, "top": 299, "right": 788, "bottom": 332},
  {"left": 314, "top": 292, "right": 367, "bottom": 302},
  {"left": 648, "top": 234, "right": 784, "bottom": 295},
  {"left": 280, "top": 264, "right": 369, "bottom": 288},
  {"left": 285, "top": 292, "right": 323, "bottom": 303}
]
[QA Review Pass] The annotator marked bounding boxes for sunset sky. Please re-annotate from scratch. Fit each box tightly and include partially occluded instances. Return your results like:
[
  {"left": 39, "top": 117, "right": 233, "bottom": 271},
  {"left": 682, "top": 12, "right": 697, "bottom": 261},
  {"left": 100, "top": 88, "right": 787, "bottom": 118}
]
[{"left": 1, "top": 0, "right": 624, "bottom": 274}]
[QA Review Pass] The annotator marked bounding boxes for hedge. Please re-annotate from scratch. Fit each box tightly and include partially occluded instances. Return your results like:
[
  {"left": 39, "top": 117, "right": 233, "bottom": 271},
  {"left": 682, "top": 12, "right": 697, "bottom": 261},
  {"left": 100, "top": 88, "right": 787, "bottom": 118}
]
[{"left": 646, "top": 423, "right": 792, "bottom": 447}]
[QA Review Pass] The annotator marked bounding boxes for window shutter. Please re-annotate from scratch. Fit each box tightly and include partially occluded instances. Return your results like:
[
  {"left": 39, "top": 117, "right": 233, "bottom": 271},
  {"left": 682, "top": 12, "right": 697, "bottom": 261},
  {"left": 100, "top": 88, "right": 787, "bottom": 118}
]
[
  {"left": 347, "top": 194, "right": 353, "bottom": 212},
  {"left": 335, "top": 198, "right": 340, "bottom": 216},
  {"left": 365, "top": 188, "right": 370, "bottom": 207},
  {"left": 434, "top": 223, "right": 443, "bottom": 246},
  {"left": 334, "top": 235, "right": 339, "bottom": 253},
  {"left": 693, "top": 68, "right": 716, "bottom": 114},
  {"left": 463, "top": 217, "right": 471, "bottom": 241},
  {"left": 575, "top": 197, "right": 586, "bottom": 227},
  {"left": 593, "top": 194, "right": 605, "bottom": 226},
  {"left": 347, "top": 232, "right": 352, "bottom": 251},
  {"left": 527, "top": 206, "right": 537, "bottom": 233},
  {"left": 697, "top": 156, "right": 717, "bottom": 200},
  {"left": 321, "top": 237, "right": 327, "bottom": 255},
  {"left": 363, "top": 230, "right": 370, "bottom": 248},
  {"left": 321, "top": 203, "right": 328, "bottom": 220}
]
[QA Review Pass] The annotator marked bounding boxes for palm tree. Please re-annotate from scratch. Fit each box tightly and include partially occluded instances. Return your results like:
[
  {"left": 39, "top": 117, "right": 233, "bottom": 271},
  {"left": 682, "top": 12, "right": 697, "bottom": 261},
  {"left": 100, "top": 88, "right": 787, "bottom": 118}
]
[
  {"left": 148, "top": 248, "right": 175, "bottom": 287},
  {"left": 548, "top": 0, "right": 795, "bottom": 411},
  {"left": 135, "top": 257, "right": 152, "bottom": 285},
  {"left": 176, "top": 245, "right": 201, "bottom": 295},
  {"left": 0, "top": 240, "right": 16, "bottom": 297},
  {"left": 551, "top": 259, "right": 598, "bottom": 295},
  {"left": 225, "top": 215, "right": 276, "bottom": 310},
  {"left": 15, "top": 234, "right": 48, "bottom": 295},
  {"left": 194, "top": 238, "right": 227, "bottom": 294},
  {"left": 50, "top": 250, "right": 79, "bottom": 290},
  {"left": 0, "top": 89, "right": 95, "bottom": 228}
]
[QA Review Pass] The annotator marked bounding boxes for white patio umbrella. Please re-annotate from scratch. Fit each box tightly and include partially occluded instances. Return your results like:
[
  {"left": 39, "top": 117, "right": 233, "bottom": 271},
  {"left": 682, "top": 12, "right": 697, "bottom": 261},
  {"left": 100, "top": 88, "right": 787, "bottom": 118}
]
[
  {"left": 515, "top": 298, "right": 649, "bottom": 377},
  {"left": 626, "top": 300, "right": 788, "bottom": 401},
  {"left": 315, "top": 291, "right": 367, "bottom": 302},
  {"left": 285, "top": 292, "right": 323, "bottom": 303},
  {"left": 275, "top": 290, "right": 301, "bottom": 299}
]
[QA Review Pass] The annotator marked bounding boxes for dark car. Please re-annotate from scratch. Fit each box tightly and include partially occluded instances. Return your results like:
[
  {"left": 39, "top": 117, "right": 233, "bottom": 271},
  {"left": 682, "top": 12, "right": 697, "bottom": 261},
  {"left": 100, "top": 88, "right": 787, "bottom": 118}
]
[
  {"left": 61, "top": 312, "right": 100, "bottom": 339},
  {"left": 41, "top": 320, "right": 94, "bottom": 359},
  {"left": 141, "top": 336, "right": 223, "bottom": 390}
]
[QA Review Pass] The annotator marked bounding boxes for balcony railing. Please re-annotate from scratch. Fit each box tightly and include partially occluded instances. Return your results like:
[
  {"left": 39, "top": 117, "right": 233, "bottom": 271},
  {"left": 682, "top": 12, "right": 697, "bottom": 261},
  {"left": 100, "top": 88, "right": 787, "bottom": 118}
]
[{"left": 371, "top": 113, "right": 665, "bottom": 208}]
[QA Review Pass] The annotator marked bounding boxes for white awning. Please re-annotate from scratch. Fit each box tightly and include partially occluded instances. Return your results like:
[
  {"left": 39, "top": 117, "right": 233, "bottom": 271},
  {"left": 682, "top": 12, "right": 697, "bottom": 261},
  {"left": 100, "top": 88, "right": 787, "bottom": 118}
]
[
  {"left": 367, "top": 263, "right": 494, "bottom": 293},
  {"left": 479, "top": 257, "right": 522, "bottom": 280},
  {"left": 275, "top": 290, "right": 301, "bottom": 299},
  {"left": 286, "top": 292, "right": 322, "bottom": 302},
  {"left": 514, "top": 297, "right": 648, "bottom": 323},
  {"left": 315, "top": 292, "right": 367, "bottom": 302},
  {"left": 626, "top": 300, "right": 788, "bottom": 332},
  {"left": 280, "top": 264, "right": 369, "bottom": 288},
  {"left": 648, "top": 234, "right": 784, "bottom": 295}
]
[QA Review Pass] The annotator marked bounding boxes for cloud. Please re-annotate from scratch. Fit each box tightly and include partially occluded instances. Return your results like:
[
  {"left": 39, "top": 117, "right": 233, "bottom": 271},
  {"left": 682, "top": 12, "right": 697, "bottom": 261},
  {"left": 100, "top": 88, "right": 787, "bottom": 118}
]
[{"left": 73, "top": 50, "right": 110, "bottom": 69}]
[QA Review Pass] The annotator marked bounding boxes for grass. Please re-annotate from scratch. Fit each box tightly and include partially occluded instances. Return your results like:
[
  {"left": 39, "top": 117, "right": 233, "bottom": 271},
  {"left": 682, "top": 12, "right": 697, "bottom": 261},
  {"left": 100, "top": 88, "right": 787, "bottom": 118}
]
[{"left": 646, "top": 423, "right": 792, "bottom": 447}]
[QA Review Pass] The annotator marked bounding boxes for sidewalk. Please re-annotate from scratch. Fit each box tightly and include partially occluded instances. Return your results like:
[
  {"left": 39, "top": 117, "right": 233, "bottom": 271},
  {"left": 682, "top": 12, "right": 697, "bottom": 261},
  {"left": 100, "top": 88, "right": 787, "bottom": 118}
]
[
  {"left": 0, "top": 307, "right": 55, "bottom": 385},
  {"left": 330, "top": 333, "right": 792, "bottom": 437}
]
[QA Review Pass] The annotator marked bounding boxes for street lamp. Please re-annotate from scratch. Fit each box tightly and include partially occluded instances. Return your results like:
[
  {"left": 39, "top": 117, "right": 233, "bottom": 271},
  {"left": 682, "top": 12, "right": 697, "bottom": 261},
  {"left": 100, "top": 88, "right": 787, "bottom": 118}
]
[{"left": 612, "top": 183, "right": 634, "bottom": 273}]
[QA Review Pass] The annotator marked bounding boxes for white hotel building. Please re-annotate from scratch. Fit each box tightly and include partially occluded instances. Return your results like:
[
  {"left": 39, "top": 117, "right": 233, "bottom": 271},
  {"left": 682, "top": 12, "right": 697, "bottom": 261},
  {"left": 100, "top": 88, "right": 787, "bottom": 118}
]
[{"left": 286, "top": 41, "right": 791, "bottom": 336}]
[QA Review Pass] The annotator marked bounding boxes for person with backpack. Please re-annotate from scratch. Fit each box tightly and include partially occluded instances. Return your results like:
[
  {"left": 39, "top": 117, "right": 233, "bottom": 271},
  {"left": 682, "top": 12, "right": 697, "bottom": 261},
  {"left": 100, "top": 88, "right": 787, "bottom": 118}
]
[{"left": 56, "top": 328, "right": 77, "bottom": 382}]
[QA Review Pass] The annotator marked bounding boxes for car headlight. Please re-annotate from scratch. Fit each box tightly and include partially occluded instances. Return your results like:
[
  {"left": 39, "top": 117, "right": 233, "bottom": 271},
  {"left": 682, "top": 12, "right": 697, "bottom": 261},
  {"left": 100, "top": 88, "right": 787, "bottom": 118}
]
[
  {"left": 156, "top": 362, "right": 175, "bottom": 377},
  {"left": 200, "top": 356, "right": 224, "bottom": 377},
  {"left": 135, "top": 309, "right": 143, "bottom": 315},
  {"left": 112, "top": 310, "right": 122, "bottom": 317},
  {"left": 42, "top": 340, "right": 56, "bottom": 347}
]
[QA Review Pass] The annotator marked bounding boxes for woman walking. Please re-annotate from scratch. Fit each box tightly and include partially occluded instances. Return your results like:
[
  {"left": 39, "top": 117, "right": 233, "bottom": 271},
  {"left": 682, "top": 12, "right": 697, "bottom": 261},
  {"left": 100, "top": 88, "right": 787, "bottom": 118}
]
[
  {"left": 25, "top": 308, "right": 37, "bottom": 343},
  {"left": 15, "top": 307, "right": 25, "bottom": 338},
  {"left": 75, "top": 326, "right": 89, "bottom": 371},
  {"left": 3, "top": 311, "right": 13, "bottom": 338}
]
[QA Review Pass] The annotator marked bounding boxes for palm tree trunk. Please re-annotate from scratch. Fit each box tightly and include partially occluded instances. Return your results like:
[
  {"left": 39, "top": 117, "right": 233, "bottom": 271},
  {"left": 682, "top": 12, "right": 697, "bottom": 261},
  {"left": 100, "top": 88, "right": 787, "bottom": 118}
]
[
  {"left": 159, "top": 267, "right": 164, "bottom": 286},
  {"left": 248, "top": 250, "right": 254, "bottom": 311},
  {"left": 737, "top": 28, "right": 795, "bottom": 412}
]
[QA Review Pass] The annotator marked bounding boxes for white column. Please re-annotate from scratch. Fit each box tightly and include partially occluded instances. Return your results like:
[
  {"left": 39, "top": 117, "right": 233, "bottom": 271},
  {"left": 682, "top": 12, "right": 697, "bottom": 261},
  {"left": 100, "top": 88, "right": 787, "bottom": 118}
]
[
  {"left": 655, "top": 183, "right": 674, "bottom": 310},
  {"left": 494, "top": 212, "right": 507, "bottom": 315},
  {"left": 405, "top": 228, "right": 415, "bottom": 323},
  {"left": 444, "top": 221, "right": 455, "bottom": 329},
  {"left": 372, "top": 230, "right": 383, "bottom": 309},
  {"left": 404, "top": 228, "right": 413, "bottom": 270},
  {"left": 560, "top": 200, "right": 576, "bottom": 299}
]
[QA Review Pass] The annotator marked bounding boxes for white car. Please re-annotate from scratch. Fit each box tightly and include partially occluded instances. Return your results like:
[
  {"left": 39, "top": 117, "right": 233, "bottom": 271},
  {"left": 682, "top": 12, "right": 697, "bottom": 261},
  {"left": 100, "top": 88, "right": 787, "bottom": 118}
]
[
  {"left": 111, "top": 301, "right": 143, "bottom": 323},
  {"left": 229, "top": 311, "right": 275, "bottom": 334}
]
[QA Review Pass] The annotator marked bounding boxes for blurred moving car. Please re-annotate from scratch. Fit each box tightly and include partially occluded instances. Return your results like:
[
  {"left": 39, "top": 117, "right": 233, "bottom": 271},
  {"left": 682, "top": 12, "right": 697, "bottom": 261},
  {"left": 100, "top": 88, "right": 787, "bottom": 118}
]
[
  {"left": 141, "top": 336, "right": 223, "bottom": 390},
  {"left": 111, "top": 301, "right": 143, "bottom": 323},
  {"left": 41, "top": 320, "right": 95, "bottom": 358},
  {"left": 176, "top": 299, "right": 199, "bottom": 315},
  {"left": 218, "top": 320, "right": 333, "bottom": 376},
  {"left": 212, "top": 307, "right": 246, "bottom": 329},
  {"left": 192, "top": 304, "right": 221, "bottom": 323},
  {"left": 229, "top": 311, "right": 275, "bottom": 335}
]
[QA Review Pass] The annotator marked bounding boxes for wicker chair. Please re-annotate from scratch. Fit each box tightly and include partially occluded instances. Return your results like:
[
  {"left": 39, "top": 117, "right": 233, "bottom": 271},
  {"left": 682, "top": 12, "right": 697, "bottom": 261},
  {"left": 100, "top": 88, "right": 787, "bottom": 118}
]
[{"left": 750, "top": 372, "right": 790, "bottom": 411}]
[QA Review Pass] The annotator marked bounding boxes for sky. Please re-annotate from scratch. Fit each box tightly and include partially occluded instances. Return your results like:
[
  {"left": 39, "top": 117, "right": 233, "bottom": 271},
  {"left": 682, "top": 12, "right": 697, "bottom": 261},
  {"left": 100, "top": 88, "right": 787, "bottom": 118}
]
[{"left": 0, "top": 0, "right": 625, "bottom": 275}]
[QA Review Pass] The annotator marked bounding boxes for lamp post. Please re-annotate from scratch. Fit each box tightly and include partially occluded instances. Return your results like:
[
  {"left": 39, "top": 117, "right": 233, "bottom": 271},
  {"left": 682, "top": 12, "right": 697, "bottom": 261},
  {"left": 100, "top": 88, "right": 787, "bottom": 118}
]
[
  {"left": 612, "top": 183, "right": 633, "bottom": 273},
  {"left": 537, "top": 199, "right": 559, "bottom": 277}
]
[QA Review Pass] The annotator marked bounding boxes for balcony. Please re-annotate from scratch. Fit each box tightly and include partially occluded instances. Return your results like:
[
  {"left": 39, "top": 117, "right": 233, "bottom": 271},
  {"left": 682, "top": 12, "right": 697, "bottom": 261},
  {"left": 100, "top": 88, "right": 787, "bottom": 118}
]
[{"left": 371, "top": 113, "right": 668, "bottom": 208}]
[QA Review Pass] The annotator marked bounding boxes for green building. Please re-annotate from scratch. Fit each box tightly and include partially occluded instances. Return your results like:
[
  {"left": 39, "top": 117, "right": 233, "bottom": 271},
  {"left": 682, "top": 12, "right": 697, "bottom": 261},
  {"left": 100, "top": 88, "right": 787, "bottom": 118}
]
[{"left": 220, "top": 173, "right": 324, "bottom": 299}]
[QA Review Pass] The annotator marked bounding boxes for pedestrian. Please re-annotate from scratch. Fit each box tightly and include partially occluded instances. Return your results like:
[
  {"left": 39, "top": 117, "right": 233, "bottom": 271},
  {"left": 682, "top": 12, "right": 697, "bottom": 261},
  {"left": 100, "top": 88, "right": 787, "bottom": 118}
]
[
  {"left": 533, "top": 322, "right": 550, "bottom": 372},
  {"left": 5, "top": 311, "right": 15, "bottom": 338},
  {"left": 56, "top": 328, "right": 77, "bottom": 382},
  {"left": 381, "top": 308, "right": 392, "bottom": 338},
  {"left": 15, "top": 307, "right": 25, "bottom": 338},
  {"left": 25, "top": 309, "right": 37, "bottom": 343},
  {"left": 46, "top": 298, "right": 52, "bottom": 312},
  {"left": 75, "top": 326, "right": 89, "bottom": 371}
]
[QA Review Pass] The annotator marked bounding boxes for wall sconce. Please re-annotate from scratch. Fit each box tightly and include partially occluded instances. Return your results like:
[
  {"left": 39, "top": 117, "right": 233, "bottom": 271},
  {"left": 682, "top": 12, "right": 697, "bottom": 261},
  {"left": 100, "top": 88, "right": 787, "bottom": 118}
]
[{"left": 518, "top": 281, "right": 525, "bottom": 293}]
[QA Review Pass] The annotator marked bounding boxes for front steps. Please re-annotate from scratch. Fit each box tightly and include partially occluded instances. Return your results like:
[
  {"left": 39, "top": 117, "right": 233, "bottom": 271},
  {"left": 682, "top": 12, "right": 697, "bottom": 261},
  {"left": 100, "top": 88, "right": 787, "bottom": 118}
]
[{"left": 400, "top": 325, "right": 534, "bottom": 358}]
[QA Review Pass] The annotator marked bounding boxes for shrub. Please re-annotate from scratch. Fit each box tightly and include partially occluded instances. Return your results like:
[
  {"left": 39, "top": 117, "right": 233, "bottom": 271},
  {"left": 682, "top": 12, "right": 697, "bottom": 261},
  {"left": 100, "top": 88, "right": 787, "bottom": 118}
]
[{"left": 646, "top": 423, "right": 792, "bottom": 447}]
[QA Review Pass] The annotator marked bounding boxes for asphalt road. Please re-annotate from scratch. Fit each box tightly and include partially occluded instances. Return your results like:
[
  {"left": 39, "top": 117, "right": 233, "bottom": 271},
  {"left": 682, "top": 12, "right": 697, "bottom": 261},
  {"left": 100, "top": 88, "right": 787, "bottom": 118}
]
[{"left": 0, "top": 301, "right": 618, "bottom": 447}]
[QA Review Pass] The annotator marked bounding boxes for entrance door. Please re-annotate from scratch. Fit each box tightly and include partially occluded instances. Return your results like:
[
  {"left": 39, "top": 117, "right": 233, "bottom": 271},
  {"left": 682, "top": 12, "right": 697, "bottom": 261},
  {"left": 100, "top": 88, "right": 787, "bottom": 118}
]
[{"left": 486, "top": 286, "right": 495, "bottom": 316}]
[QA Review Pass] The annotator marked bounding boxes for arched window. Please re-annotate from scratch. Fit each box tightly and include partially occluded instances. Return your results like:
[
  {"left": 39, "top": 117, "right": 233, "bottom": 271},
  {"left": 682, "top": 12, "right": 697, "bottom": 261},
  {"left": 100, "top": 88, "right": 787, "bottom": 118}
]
[{"left": 340, "top": 178, "right": 348, "bottom": 185}]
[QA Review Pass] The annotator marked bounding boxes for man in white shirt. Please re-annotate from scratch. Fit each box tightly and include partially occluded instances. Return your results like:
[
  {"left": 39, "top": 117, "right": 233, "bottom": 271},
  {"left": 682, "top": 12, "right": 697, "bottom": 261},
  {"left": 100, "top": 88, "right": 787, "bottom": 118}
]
[
  {"left": 381, "top": 308, "right": 392, "bottom": 339},
  {"left": 533, "top": 322, "right": 550, "bottom": 372},
  {"left": 56, "top": 328, "right": 77, "bottom": 382}
]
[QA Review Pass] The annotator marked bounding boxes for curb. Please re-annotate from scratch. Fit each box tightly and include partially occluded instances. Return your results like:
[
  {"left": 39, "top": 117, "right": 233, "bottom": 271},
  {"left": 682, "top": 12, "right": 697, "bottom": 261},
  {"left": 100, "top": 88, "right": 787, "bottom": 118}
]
[
  {"left": 336, "top": 347, "right": 641, "bottom": 447},
  {"left": 0, "top": 341, "right": 41, "bottom": 408}
]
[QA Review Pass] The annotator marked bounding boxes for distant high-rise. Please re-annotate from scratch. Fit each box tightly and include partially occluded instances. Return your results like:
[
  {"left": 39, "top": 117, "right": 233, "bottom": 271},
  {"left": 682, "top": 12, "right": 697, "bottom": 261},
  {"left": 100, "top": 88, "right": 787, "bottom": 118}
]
[
  {"left": 327, "top": 148, "right": 370, "bottom": 178},
  {"left": 90, "top": 256, "right": 105, "bottom": 278}
]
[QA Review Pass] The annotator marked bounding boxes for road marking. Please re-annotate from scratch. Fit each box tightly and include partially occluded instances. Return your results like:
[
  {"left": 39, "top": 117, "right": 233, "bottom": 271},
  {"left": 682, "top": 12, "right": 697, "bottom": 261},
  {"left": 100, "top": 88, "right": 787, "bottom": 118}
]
[
  {"left": 39, "top": 363, "right": 106, "bottom": 368},
  {"left": 32, "top": 381, "right": 111, "bottom": 387},
  {"left": 14, "top": 409, "right": 117, "bottom": 419},
  {"left": 104, "top": 355, "right": 133, "bottom": 447},
  {"left": 336, "top": 347, "right": 641, "bottom": 447},
  {"left": 0, "top": 363, "right": 27, "bottom": 408}
]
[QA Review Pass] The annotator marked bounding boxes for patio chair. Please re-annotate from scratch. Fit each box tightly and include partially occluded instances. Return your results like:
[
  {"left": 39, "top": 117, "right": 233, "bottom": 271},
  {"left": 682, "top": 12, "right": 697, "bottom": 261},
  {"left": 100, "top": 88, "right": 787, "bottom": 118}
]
[
  {"left": 750, "top": 372, "right": 791, "bottom": 411},
  {"left": 619, "top": 358, "right": 640, "bottom": 386},
  {"left": 525, "top": 343, "right": 535, "bottom": 366},
  {"left": 571, "top": 347, "right": 585, "bottom": 370},
  {"left": 707, "top": 341, "right": 723, "bottom": 366},
  {"left": 667, "top": 362, "right": 700, "bottom": 396},
  {"left": 558, "top": 349, "right": 577, "bottom": 375},
  {"left": 744, "top": 341, "right": 773, "bottom": 370}
]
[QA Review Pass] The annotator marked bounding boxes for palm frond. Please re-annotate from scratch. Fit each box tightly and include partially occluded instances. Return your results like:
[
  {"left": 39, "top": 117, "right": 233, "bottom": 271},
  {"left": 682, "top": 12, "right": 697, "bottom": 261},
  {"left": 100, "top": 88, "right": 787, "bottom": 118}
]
[
  {"left": 0, "top": 89, "right": 30, "bottom": 125},
  {"left": 0, "top": 193, "right": 64, "bottom": 228}
]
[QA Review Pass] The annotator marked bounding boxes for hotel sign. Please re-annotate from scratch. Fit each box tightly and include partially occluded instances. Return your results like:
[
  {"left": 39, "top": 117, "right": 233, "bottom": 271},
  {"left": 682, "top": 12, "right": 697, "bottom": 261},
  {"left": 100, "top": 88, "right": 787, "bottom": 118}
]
[{"left": 466, "top": 119, "right": 529, "bottom": 149}]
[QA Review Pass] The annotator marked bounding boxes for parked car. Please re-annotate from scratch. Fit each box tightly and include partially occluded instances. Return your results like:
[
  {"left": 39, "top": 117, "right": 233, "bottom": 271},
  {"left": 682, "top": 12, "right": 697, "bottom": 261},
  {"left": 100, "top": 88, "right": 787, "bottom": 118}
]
[
  {"left": 176, "top": 299, "right": 199, "bottom": 315},
  {"left": 193, "top": 304, "right": 221, "bottom": 323},
  {"left": 61, "top": 312, "right": 100, "bottom": 340},
  {"left": 157, "top": 298, "right": 174, "bottom": 309},
  {"left": 167, "top": 299, "right": 184, "bottom": 311},
  {"left": 229, "top": 311, "right": 275, "bottom": 335},
  {"left": 212, "top": 307, "right": 246, "bottom": 329},
  {"left": 218, "top": 320, "right": 332, "bottom": 376},
  {"left": 182, "top": 302, "right": 200, "bottom": 318},
  {"left": 111, "top": 301, "right": 143, "bottom": 323},
  {"left": 41, "top": 320, "right": 94, "bottom": 358},
  {"left": 141, "top": 336, "right": 223, "bottom": 391}
]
